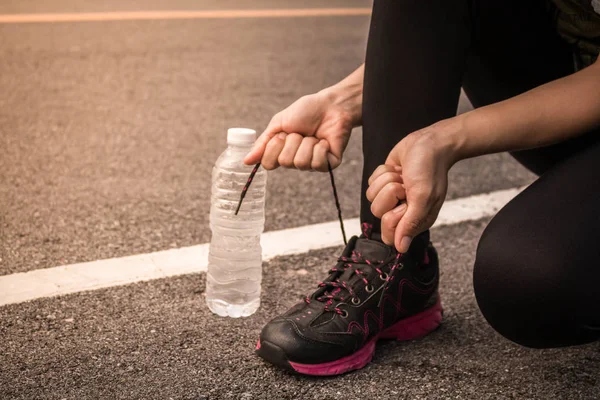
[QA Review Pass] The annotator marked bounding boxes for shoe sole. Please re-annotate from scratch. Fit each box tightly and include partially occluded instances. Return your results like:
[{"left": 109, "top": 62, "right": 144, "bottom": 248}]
[{"left": 256, "top": 296, "right": 443, "bottom": 376}]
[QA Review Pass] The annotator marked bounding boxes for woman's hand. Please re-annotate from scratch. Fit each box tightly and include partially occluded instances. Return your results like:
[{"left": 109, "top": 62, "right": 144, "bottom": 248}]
[
  {"left": 366, "top": 118, "right": 461, "bottom": 253},
  {"left": 244, "top": 64, "right": 364, "bottom": 171},
  {"left": 243, "top": 90, "right": 357, "bottom": 172}
]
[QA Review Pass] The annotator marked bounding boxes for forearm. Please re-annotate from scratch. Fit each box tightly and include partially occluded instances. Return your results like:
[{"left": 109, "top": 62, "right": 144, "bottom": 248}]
[
  {"left": 448, "top": 61, "right": 600, "bottom": 161},
  {"left": 320, "top": 64, "right": 364, "bottom": 127}
]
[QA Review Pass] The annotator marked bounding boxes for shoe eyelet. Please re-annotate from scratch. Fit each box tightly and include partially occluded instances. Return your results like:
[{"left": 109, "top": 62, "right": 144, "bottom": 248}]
[
  {"left": 340, "top": 310, "right": 349, "bottom": 318},
  {"left": 365, "top": 284, "right": 374, "bottom": 293},
  {"left": 351, "top": 297, "right": 360, "bottom": 305},
  {"left": 379, "top": 273, "right": 389, "bottom": 281}
]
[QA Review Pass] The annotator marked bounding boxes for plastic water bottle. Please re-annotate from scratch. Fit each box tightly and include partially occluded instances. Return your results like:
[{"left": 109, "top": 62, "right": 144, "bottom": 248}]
[{"left": 206, "top": 128, "right": 267, "bottom": 318}]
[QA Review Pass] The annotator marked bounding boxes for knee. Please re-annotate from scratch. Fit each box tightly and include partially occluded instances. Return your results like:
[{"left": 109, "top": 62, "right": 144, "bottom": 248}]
[{"left": 473, "top": 218, "right": 574, "bottom": 348}]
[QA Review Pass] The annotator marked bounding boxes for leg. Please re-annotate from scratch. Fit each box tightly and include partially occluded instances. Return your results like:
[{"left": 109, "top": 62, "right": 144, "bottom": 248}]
[
  {"left": 474, "top": 139, "right": 600, "bottom": 348},
  {"left": 361, "top": 0, "right": 473, "bottom": 232},
  {"left": 455, "top": 0, "right": 600, "bottom": 346}
]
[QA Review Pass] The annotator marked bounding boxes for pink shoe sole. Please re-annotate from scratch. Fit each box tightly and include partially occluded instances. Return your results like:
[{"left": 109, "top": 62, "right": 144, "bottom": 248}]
[{"left": 284, "top": 297, "right": 443, "bottom": 376}]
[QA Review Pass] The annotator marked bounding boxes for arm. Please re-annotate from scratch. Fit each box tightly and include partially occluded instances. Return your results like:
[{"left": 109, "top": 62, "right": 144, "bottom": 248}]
[
  {"left": 323, "top": 63, "right": 364, "bottom": 127},
  {"left": 444, "top": 59, "right": 600, "bottom": 162},
  {"left": 369, "top": 59, "right": 600, "bottom": 253}
]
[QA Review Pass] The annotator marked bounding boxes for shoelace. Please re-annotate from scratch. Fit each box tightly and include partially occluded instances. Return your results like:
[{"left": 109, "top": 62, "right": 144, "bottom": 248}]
[
  {"left": 235, "top": 160, "right": 403, "bottom": 314},
  {"left": 302, "top": 251, "right": 403, "bottom": 314},
  {"left": 236, "top": 161, "right": 347, "bottom": 245}
]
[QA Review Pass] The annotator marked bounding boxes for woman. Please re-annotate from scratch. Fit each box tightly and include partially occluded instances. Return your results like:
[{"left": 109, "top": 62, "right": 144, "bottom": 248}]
[{"left": 246, "top": 0, "right": 600, "bottom": 376}]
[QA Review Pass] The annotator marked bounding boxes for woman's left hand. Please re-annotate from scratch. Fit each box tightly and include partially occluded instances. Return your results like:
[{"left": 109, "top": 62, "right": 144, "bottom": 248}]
[{"left": 366, "top": 118, "right": 460, "bottom": 253}]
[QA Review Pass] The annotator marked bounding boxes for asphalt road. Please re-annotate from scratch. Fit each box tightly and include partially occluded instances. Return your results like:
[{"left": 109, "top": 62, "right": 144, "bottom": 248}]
[
  {"left": 2, "top": 221, "right": 599, "bottom": 399},
  {"left": 0, "top": 0, "right": 373, "bottom": 13},
  {"left": 2, "top": 1, "right": 597, "bottom": 399}
]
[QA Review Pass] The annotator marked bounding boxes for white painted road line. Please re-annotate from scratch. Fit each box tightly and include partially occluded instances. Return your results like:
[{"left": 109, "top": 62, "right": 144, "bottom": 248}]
[
  {"left": 0, "top": 8, "right": 371, "bottom": 24},
  {"left": 0, "top": 187, "right": 523, "bottom": 306}
]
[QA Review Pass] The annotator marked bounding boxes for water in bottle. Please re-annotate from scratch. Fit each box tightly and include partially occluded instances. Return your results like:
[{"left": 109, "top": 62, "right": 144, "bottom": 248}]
[{"left": 206, "top": 128, "right": 267, "bottom": 317}]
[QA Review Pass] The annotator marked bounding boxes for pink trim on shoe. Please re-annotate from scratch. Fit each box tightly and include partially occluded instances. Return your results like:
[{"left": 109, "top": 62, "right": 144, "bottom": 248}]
[
  {"left": 289, "top": 337, "right": 377, "bottom": 376},
  {"left": 346, "top": 278, "right": 435, "bottom": 341},
  {"left": 379, "top": 296, "right": 443, "bottom": 340},
  {"left": 288, "top": 297, "right": 442, "bottom": 376}
]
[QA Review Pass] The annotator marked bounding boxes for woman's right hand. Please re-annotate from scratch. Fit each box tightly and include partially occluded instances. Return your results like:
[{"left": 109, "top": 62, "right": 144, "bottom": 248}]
[{"left": 243, "top": 89, "right": 357, "bottom": 172}]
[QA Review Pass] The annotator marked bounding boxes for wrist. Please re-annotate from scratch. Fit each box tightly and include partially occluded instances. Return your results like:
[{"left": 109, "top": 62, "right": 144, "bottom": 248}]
[
  {"left": 427, "top": 115, "right": 470, "bottom": 167},
  {"left": 319, "top": 82, "right": 363, "bottom": 127}
]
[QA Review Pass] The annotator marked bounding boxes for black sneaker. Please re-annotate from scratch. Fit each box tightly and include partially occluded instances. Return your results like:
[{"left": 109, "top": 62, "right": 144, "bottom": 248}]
[{"left": 255, "top": 226, "right": 442, "bottom": 376}]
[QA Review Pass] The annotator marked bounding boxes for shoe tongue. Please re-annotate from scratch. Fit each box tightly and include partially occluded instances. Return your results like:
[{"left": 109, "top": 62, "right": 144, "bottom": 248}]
[
  {"left": 332, "top": 237, "right": 393, "bottom": 286},
  {"left": 353, "top": 235, "right": 394, "bottom": 262},
  {"left": 315, "top": 236, "right": 394, "bottom": 306}
]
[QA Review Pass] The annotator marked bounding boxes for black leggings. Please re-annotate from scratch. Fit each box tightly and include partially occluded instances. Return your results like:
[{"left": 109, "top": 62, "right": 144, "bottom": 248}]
[{"left": 361, "top": 0, "right": 600, "bottom": 348}]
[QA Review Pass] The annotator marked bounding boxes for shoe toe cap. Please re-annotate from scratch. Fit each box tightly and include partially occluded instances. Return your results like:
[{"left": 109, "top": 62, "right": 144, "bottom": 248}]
[{"left": 257, "top": 318, "right": 348, "bottom": 365}]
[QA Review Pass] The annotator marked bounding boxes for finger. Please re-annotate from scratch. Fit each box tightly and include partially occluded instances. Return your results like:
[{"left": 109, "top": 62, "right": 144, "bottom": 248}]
[
  {"left": 277, "top": 133, "right": 303, "bottom": 168},
  {"left": 370, "top": 182, "right": 406, "bottom": 218},
  {"left": 380, "top": 203, "right": 408, "bottom": 246},
  {"left": 366, "top": 171, "right": 404, "bottom": 202},
  {"left": 326, "top": 153, "right": 342, "bottom": 170},
  {"left": 368, "top": 164, "right": 402, "bottom": 186},
  {"left": 261, "top": 132, "right": 287, "bottom": 170},
  {"left": 311, "top": 140, "right": 330, "bottom": 172},
  {"left": 244, "top": 113, "right": 282, "bottom": 165},
  {"left": 394, "top": 192, "right": 432, "bottom": 253},
  {"left": 294, "top": 137, "right": 319, "bottom": 170},
  {"left": 325, "top": 133, "right": 349, "bottom": 170}
]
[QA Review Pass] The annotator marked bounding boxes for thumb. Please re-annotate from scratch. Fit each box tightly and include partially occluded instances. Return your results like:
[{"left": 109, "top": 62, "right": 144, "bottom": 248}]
[
  {"left": 394, "top": 199, "right": 430, "bottom": 253},
  {"left": 244, "top": 114, "right": 282, "bottom": 165},
  {"left": 327, "top": 135, "right": 349, "bottom": 169},
  {"left": 323, "top": 142, "right": 342, "bottom": 170}
]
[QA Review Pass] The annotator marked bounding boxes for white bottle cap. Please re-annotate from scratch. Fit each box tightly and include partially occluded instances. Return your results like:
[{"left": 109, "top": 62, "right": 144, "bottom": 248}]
[{"left": 227, "top": 128, "right": 257, "bottom": 145}]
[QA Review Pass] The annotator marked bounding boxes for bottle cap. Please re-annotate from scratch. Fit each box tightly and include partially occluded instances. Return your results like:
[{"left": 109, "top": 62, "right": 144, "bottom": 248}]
[{"left": 227, "top": 128, "right": 256, "bottom": 145}]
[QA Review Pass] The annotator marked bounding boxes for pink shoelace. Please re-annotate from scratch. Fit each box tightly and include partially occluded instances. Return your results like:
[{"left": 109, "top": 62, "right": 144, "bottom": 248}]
[{"left": 303, "top": 251, "right": 403, "bottom": 315}]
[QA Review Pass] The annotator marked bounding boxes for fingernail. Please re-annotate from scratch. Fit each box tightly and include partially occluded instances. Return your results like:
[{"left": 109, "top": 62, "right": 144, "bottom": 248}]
[
  {"left": 399, "top": 236, "right": 413, "bottom": 253},
  {"left": 393, "top": 165, "right": 402, "bottom": 171},
  {"left": 277, "top": 132, "right": 286, "bottom": 140},
  {"left": 393, "top": 204, "right": 407, "bottom": 214}
]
